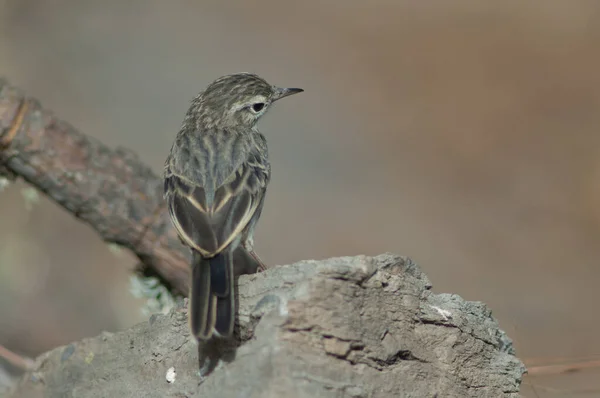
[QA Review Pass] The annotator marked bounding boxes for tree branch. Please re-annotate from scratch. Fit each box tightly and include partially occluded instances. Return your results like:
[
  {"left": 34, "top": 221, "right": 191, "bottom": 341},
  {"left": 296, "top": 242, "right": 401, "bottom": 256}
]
[{"left": 0, "top": 77, "right": 190, "bottom": 295}]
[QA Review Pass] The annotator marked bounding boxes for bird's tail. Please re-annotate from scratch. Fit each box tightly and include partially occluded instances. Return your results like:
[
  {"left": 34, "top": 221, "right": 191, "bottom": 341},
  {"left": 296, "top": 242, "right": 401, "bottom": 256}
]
[
  {"left": 189, "top": 250, "right": 235, "bottom": 340},
  {"left": 189, "top": 247, "right": 263, "bottom": 340}
]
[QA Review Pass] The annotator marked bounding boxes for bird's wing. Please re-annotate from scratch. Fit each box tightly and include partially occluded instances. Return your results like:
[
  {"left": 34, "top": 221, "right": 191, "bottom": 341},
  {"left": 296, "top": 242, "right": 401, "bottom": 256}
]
[{"left": 164, "top": 134, "right": 269, "bottom": 260}]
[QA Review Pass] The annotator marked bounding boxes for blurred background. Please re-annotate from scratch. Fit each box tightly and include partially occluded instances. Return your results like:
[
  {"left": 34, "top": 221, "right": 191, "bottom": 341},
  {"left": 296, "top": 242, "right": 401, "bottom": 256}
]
[{"left": 1, "top": 0, "right": 599, "bottom": 396}]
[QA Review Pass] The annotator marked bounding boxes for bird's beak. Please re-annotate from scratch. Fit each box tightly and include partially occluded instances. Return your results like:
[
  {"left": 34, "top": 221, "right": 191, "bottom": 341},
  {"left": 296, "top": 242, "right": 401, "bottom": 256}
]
[{"left": 273, "top": 87, "right": 304, "bottom": 101}]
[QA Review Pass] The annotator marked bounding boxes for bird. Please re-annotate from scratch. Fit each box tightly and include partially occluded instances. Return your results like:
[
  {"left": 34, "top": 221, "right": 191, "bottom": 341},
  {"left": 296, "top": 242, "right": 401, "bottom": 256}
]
[{"left": 163, "top": 73, "right": 303, "bottom": 341}]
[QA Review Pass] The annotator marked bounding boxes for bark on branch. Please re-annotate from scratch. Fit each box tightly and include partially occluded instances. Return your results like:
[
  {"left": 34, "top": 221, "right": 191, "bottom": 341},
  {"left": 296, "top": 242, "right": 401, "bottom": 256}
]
[{"left": 0, "top": 78, "right": 190, "bottom": 294}]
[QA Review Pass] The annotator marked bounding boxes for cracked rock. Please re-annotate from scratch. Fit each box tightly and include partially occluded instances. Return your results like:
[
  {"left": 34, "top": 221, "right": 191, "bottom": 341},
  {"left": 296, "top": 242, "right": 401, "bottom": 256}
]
[{"left": 9, "top": 253, "right": 526, "bottom": 398}]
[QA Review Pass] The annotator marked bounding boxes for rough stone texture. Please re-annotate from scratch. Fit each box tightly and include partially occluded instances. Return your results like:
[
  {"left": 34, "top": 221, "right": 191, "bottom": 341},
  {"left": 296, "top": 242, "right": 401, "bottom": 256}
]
[{"left": 10, "top": 254, "right": 526, "bottom": 398}]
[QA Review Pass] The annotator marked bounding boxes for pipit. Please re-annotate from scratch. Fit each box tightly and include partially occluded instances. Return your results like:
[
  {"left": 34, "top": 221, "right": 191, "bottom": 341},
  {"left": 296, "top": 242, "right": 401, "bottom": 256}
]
[{"left": 164, "top": 73, "right": 303, "bottom": 340}]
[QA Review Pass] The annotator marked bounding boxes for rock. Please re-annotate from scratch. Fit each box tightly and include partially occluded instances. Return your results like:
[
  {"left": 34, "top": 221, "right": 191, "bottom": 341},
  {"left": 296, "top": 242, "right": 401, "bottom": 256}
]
[{"left": 10, "top": 254, "right": 526, "bottom": 398}]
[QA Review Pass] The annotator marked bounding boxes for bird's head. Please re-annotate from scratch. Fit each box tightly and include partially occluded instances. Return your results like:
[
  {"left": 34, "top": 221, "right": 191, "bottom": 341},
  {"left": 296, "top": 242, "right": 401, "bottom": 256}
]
[{"left": 190, "top": 73, "right": 303, "bottom": 129}]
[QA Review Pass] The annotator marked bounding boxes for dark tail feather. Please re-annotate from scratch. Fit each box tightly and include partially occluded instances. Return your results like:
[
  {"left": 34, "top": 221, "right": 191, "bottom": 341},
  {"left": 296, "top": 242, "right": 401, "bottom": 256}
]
[
  {"left": 213, "top": 250, "right": 235, "bottom": 337},
  {"left": 214, "top": 294, "right": 234, "bottom": 337},
  {"left": 190, "top": 251, "right": 236, "bottom": 339},
  {"left": 190, "top": 251, "right": 214, "bottom": 340},
  {"left": 209, "top": 251, "right": 230, "bottom": 297},
  {"left": 213, "top": 247, "right": 262, "bottom": 337}
]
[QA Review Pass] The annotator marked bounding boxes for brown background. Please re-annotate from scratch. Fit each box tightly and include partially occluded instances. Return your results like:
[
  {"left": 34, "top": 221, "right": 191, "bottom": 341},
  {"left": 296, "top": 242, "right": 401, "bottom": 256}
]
[{"left": 1, "top": 1, "right": 599, "bottom": 396}]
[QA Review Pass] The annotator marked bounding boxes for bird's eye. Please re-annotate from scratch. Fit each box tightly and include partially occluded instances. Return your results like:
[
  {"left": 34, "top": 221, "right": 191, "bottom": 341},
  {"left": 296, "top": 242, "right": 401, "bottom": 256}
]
[{"left": 251, "top": 103, "right": 265, "bottom": 113}]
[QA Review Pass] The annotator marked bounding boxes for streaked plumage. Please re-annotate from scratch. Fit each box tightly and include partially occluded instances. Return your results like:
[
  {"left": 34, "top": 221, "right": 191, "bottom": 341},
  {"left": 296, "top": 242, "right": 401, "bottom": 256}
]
[{"left": 164, "top": 73, "right": 303, "bottom": 340}]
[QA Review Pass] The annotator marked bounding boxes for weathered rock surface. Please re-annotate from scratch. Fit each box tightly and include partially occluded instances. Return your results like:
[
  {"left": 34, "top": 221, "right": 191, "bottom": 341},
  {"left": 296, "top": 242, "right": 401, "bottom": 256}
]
[{"left": 10, "top": 254, "right": 526, "bottom": 398}]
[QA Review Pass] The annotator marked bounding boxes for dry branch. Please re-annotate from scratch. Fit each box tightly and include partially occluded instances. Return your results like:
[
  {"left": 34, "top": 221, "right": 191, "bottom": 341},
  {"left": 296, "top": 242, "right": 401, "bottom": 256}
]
[{"left": 0, "top": 78, "right": 190, "bottom": 294}]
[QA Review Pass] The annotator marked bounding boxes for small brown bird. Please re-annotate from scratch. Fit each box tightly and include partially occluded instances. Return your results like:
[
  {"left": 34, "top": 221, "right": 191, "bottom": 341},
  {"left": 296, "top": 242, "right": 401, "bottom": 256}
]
[{"left": 164, "top": 73, "right": 303, "bottom": 340}]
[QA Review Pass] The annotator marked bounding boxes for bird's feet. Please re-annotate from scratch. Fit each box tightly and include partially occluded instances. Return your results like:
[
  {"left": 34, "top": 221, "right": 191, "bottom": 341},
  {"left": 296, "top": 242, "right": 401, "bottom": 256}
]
[{"left": 248, "top": 250, "right": 268, "bottom": 272}]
